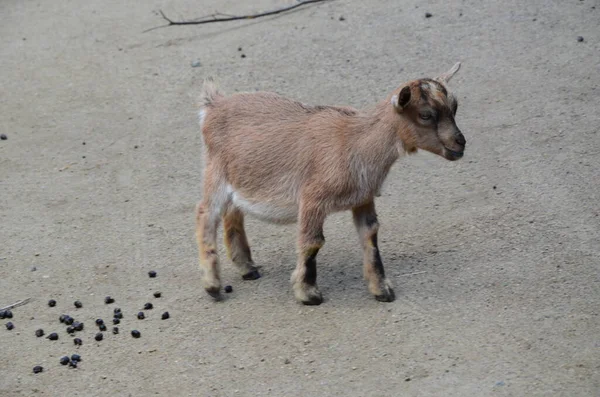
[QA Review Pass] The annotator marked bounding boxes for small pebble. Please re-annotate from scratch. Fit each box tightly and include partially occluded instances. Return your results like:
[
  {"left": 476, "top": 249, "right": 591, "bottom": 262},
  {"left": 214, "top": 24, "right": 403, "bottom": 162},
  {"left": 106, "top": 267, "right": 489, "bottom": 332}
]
[
  {"left": 144, "top": 303, "right": 153, "bottom": 310},
  {"left": 224, "top": 285, "right": 233, "bottom": 293},
  {"left": 47, "top": 333, "right": 59, "bottom": 340},
  {"left": 95, "top": 332, "right": 103, "bottom": 341},
  {"left": 112, "top": 318, "right": 120, "bottom": 325},
  {"left": 66, "top": 326, "right": 76, "bottom": 334},
  {"left": 425, "top": 12, "right": 433, "bottom": 18},
  {"left": 35, "top": 329, "right": 44, "bottom": 337},
  {"left": 60, "top": 356, "right": 70, "bottom": 365},
  {"left": 74, "top": 301, "right": 82, "bottom": 308},
  {"left": 48, "top": 299, "right": 56, "bottom": 307},
  {"left": 137, "top": 312, "right": 145, "bottom": 320},
  {"left": 577, "top": 36, "right": 584, "bottom": 42},
  {"left": 153, "top": 291, "right": 162, "bottom": 298},
  {"left": 99, "top": 324, "right": 107, "bottom": 331},
  {"left": 6, "top": 322, "right": 14, "bottom": 330},
  {"left": 73, "top": 338, "right": 82, "bottom": 346},
  {"left": 148, "top": 271, "right": 157, "bottom": 278},
  {"left": 104, "top": 296, "right": 115, "bottom": 304},
  {"left": 71, "top": 354, "right": 81, "bottom": 362},
  {"left": 191, "top": 60, "right": 201, "bottom": 67},
  {"left": 95, "top": 319, "right": 104, "bottom": 326},
  {"left": 112, "top": 327, "right": 119, "bottom": 335},
  {"left": 73, "top": 322, "right": 84, "bottom": 331},
  {"left": 161, "top": 312, "right": 170, "bottom": 320},
  {"left": 33, "top": 366, "right": 43, "bottom": 374},
  {"left": 131, "top": 330, "right": 141, "bottom": 338}
]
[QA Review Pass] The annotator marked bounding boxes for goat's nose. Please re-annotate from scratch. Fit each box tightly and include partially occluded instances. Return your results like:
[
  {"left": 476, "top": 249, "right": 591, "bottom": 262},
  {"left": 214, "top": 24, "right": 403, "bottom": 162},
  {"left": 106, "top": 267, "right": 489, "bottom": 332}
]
[{"left": 455, "top": 131, "right": 466, "bottom": 146}]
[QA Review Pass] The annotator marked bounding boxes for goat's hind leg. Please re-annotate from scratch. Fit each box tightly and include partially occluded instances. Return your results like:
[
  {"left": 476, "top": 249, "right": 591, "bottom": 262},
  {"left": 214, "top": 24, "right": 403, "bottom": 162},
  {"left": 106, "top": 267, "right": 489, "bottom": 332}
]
[
  {"left": 352, "top": 201, "right": 395, "bottom": 302},
  {"left": 196, "top": 169, "right": 229, "bottom": 299},
  {"left": 223, "top": 207, "right": 260, "bottom": 280}
]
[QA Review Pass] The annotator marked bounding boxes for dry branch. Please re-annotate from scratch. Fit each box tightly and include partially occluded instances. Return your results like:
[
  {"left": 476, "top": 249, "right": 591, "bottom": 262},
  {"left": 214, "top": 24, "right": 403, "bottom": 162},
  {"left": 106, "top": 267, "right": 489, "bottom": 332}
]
[
  {"left": 155, "top": 0, "right": 332, "bottom": 29},
  {"left": 1, "top": 298, "right": 32, "bottom": 311}
]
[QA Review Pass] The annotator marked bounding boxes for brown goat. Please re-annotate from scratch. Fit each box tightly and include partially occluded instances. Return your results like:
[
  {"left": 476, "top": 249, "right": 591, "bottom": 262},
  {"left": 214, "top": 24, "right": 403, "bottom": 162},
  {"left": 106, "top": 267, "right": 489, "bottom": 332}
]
[{"left": 196, "top": 63, "right": 465, "bottom": 305}]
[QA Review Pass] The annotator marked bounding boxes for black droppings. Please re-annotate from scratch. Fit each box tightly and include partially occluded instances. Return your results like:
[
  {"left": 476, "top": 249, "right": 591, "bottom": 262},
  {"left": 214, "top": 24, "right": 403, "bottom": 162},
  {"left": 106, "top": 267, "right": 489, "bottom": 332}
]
[
  {"left": 95, "top": 332, "right": 103, "bottom": 341},
  {"left": 74, "top": 322, "right": 84, "bottom": 331},
  {"left": 59, "top": 314, "right": 67, "bottom": 323},
  {"left": 64, "top": 316, "right": 74, "bottom": 325},
  {"left": 69, "top": 361, "right": 78, "bottom": 368},
  {"left": 148, "top": 271, "right": 157, "bottom": 278},
  {"left": 73, "top": 338, "right": 82, "bottom": 346},
  {"left": 99, "top": 324, "right": 107, "bottom": 331},
  {"left": 6, "top": 322, "right": 14, "bottom": 330},
  {"left": 131, "top": 330, "right": 141, "bottom": 338},
  {"left": 114, "top": 307, "right": 122, "bottom": 314},
  {"left": 47, "top": 332, "right": 59, "bottom": 340},
  {"left": 4, "top": 310, "right": 13, "bottom": 319},
  {"left": 144, "top": 303, "right": 153, "bottom": 310},
  {"left": 339, "top": 16, "right": 345, "bottom": 21},
  {"left": 425, "top": 12, "right": 432, "bottom": 18},
  {"left": 60, "top": 356, "right": 70, "bottom": 365},
  {"left": 95, "top": 319, "right": 104, "bottom": 326},
  {"left": 33, "top": 366, "right": 43, "bottom": 374},
  {"left": 161, "top": 312, "right": 170, "bottom": 320},
  {"left": 137, "top": 312, "right": 145, "bottom": 320},
  {"left": 113, "top": 312, "right": 123, "bottom": 319},
  {"left": 0, "top": 134, "right": 7, "bottom": 140},
  {"left": 112, "top": 327, "right": 119, "bottom": 335},
  {"left": 493, "top": 185, "right": 497, "bottom": 190},
  {"left": 74, "top": 301, "right": 82, "bottom": 308},
  {"left": 71, "top": 354, "right": 81, "bottom": 362},
  {"left": 153, "top": 291, "right": 162, "bottom": 298},
  {"left": 112, "top": 318, "right": 120, "bottom": 325},
  {"left": 241, "top": 54, "right": 246, "bottom": 58},
  {"left": 35, "top": 329, "right": 44, "bottom": 337},
  {"left": 238, "top": 46, "right": 242, "bottom": 51},
  {"left": 48, "top": 299, "right": 57, "bottom": 307},
  {"left": 104, "top": 296, "right": 115, "bottom": 304},
  {"left": 224, "top": 285, "right": 233, "bottom": 293},
  {"left": 577, "top": 36, "right": 584, "bottom": 42},
  {"left": 66, "top": 326, "right": 76, "bottom": 334},
  {"left": 0, "top": 311, "right": 5, "bottom": 319}
]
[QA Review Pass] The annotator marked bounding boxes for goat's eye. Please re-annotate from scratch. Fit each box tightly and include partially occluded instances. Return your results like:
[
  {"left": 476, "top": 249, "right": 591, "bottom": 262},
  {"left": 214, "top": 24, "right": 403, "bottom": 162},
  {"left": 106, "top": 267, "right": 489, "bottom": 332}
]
[{"left": 419, "top": 112, "right": 433, "bottom": 120}]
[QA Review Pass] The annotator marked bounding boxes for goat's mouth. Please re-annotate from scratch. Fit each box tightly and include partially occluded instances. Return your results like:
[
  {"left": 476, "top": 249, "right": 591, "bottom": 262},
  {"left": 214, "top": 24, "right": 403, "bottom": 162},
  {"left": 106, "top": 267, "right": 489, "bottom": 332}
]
[{"left": 443, "top": 147, "right": 464, "bottom": 161}]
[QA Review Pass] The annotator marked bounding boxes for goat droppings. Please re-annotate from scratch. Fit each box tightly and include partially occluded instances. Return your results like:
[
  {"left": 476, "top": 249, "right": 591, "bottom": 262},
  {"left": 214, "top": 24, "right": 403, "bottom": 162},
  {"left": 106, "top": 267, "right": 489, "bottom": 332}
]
[
  {"left": 148, "top": 271, "right": 157, "bottom": 278},
  {"left": 71, "top": 354, "right": 81, "bottom": 362},
  {"left": 104, "top": 296, "right": 115, "bottom": 304},
  {"left": 137, "top": 312, "right": 145, "bottom": 320},
  {"left": 33, "top": 366, "right": 43, "bottom": 374},
  {"left": 143, "top": 303, "right": 153, "bottom": 310},
  {"left": 47, "top": 333, "right": 59, "bottom": 340},
  {"left": 425, "top": 12, "right": 433, "bottom": 18},
  {"left": 577, "top": 36, "right": 584, "bottom": 42},
  {"left": 99, "top": 324, "right": 107, "bottom": 331},
  {"left": 112, "top": 327, "right": 119, "bottom": 335},
  {"left": 73, "top": 338, "right": 82, "bottom": 346},
  {"left": 73, "top": 301, "right": 83, "bottom": 308},
  {"left": 95, "top": 319, "right": 104, "bottom": 326},
  {"left": 153, "top": 291, "right": 162, "bottom": 298},
  {"left": 161, "top": 312, "right": 170, "bottom": 320},
  {"left": 60, "top": 356, "right": 70, "bottom": 365},
  {"left": 112, "top": 318, "right": 120, "bottom": 325},
  {"left": 6, "top": 322, "right": 14, "bottom": 330},
  {"left": 35, "top": 329, "right": 44, "bottom": 337},
  {"left": 48, "top": 299, "right": 56, "bottom": 307},
  {"left": 95, "top": 333, "right": 103, "bottom": 341},
  {"left": 224, "top": 285, "right": 233, "bottom": 293},
  {"left": 131, "top": 330, "right": 141, "bottom": 338}
]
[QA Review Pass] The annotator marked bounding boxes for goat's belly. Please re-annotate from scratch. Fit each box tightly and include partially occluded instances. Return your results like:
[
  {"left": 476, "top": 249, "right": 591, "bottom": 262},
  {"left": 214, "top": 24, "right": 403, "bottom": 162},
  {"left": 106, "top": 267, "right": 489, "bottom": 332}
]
[{"left": 231, "top": 190, "right": 298, "bottom": 224}]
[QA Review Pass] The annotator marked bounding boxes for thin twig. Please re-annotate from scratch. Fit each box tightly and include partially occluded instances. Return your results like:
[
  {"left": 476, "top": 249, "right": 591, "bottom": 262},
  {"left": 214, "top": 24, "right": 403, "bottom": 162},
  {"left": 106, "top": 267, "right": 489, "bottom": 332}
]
[
  {"left": 1, "top": 298, "right": 32, "bottom": 311},
  {"left": 157, "top": 0, "right": 332, "bottom": 27},
  {"left": 397, "top": 271, "right": 428, "bottom": 277}
]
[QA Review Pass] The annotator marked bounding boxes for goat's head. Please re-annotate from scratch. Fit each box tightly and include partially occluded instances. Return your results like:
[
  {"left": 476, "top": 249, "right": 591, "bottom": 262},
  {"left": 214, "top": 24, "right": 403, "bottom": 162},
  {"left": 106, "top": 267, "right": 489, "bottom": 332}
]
[{"left": 391, "top": 62, "right": 466, "bottom": 161}]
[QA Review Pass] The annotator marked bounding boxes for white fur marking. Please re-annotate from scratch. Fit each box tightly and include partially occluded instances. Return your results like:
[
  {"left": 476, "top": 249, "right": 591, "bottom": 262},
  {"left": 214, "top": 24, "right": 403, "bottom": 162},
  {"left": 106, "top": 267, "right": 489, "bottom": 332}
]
[{"left": 228, "top": 185, "right": 298, "bottom": 224}]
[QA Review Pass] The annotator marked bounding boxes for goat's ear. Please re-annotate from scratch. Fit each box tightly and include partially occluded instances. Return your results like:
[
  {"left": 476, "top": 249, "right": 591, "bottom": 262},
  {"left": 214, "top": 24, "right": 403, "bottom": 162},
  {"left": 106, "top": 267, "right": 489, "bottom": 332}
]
[
  {"left": 392, "top": 86, "right": 412, "bottom": 111},
  {"left": 436, "top": 62, "right": 461, "bottom": 84}
]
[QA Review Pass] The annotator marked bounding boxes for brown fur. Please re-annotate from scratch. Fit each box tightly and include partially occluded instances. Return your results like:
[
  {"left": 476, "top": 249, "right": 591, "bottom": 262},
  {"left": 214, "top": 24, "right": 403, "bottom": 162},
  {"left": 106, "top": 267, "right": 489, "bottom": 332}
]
[{"left": 195, "top": 63, "right": 465, "bottom": 304}]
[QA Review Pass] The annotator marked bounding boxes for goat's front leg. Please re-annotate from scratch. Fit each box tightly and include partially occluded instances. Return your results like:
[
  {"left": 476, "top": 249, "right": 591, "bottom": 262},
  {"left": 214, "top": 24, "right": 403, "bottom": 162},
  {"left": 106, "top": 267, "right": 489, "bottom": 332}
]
[
  {"left": 352, "top": 201, "right": 395, "bottom": 302},
  {"left": 291, "top": 204, "right": 326, "bottom": 305}
]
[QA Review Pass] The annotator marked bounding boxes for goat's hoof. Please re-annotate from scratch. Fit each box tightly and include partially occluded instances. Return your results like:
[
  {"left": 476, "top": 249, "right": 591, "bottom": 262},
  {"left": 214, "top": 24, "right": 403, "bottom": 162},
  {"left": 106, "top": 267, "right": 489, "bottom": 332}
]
[
  {"left": 301, "top": 294, "right": 323, "bottom": 306},
  {"left": 374, "top": 286, "right": 395, "bottom": 302},
  {"left": 242, "top": 269, "right": 261, "bottom": 280},
  {"left": 205, "top": 286, "right": 222, "bottom": 301}
]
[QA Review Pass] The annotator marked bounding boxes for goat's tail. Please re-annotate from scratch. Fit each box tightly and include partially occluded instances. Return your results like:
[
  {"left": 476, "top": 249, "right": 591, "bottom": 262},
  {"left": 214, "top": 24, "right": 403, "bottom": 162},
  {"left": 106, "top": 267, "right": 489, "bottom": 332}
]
[{"left": 198, "top": 76, "right": 222, "bottom": 109}]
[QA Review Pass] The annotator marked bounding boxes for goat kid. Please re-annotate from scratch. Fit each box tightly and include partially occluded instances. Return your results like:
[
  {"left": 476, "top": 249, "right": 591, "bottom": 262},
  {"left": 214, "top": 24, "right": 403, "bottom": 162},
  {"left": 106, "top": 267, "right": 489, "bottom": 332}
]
[{"left": 196, "top": 63, "right": 466, "bottom": 305}]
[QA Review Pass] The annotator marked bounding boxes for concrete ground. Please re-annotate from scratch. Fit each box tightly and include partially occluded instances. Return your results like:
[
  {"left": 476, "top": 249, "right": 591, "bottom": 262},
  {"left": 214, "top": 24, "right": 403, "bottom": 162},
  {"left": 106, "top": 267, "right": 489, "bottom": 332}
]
[{"left": 1, "top": 0, "right": 598, "bottom": 396}]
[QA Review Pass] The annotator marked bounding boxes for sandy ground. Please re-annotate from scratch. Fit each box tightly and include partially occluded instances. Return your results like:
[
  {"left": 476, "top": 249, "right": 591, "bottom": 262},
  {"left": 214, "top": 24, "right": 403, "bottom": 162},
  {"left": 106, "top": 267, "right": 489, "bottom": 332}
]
[{"left": 1, "top": 0, "right": 599, "bottom": 396}]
